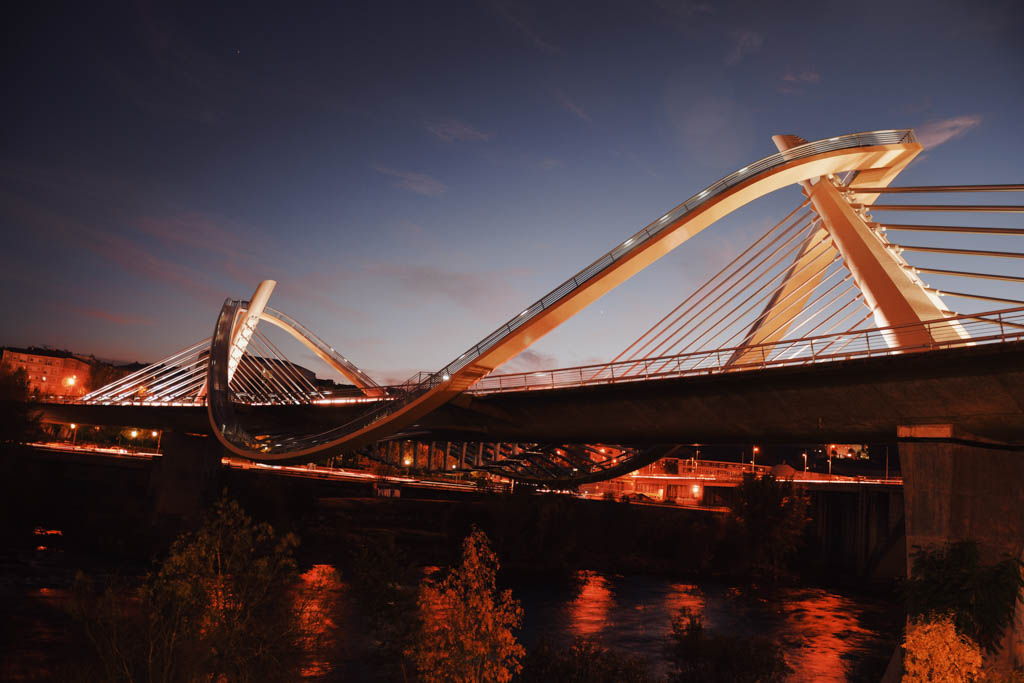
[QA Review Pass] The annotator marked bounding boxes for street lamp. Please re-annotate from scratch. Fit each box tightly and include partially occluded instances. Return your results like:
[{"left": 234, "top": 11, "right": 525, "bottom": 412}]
[
  {"left": 752, "top": 445, "right": 760, "bottom": 466},
  {"left": 802, "top": 452, "right": 808, "bottom": 471},
  {"left": 70, "top": 423, "right": 77, "bottom": 447},
  {"left": 152, "top": 430, "right": 161, "bottom": 453},
  {"left": 129, "top": 429, "right": 138, "bottom": 453}
]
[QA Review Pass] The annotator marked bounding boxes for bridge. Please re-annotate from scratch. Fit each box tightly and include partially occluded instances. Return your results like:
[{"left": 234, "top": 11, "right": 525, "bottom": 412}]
[{"left": 36, "top": 130, "right": 1024, "bottom": 631}]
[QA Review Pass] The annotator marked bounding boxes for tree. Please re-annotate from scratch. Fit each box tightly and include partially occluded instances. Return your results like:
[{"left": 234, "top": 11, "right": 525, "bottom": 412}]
[
  {"left": 667, "top": 607, "right": 790, "bottom": 682},
  {"left": 903, "top": 614, "right": 984, "bottom": 682},
  {"left": 518, "top": 638, "right": 654, "bottom": 682},
  {"left": 0, "top": 367, "right": 39, "bottom": 443},
  {"left": 70, "top": 497, "right": 311, "bottom": 682},
  {"left": 409, "top": 526, "right": 525, "bottom": 682},
  {"left": 905, "top": 540, "right": 1024, "bottom": 653},
  {"left": 727, "top": 473, "right": 809, "bottom": 581}
]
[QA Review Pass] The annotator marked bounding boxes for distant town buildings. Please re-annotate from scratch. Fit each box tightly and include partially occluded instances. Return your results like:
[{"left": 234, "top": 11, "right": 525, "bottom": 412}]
[{"left": 1, "top": 347, "right": 92, "bottom": 398}]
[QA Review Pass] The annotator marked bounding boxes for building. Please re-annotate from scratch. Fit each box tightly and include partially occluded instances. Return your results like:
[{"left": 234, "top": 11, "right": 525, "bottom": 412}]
[{"left": 1, "top": 347, "right": 92, "bottom": 399}]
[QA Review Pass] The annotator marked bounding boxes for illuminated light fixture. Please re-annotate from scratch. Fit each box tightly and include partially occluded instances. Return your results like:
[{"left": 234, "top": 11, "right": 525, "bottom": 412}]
[
  {"left": 691, "top": 484, "right": 700, "bottom": 496},
  {"left": 151, "top": 431, "right": 158, "bottom": 437},
  {"left": 130, "top": 430, "right": 138, "bottom": 438},
  {"left": 70, "top": 423, "right": 77, "bottom": 429},
  {"left": 442, "top": 373, "right": 450, "bottom": 381}
]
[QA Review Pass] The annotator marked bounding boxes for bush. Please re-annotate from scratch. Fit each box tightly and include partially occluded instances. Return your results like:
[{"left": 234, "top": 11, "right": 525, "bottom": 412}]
[
  {"left": 518, "top": 638, "right": 654, "bottom": 682},
  {"left": 409, "top": 527, "right": 524, "bottom": 682},
  {"left": 905, "top": 541, "right": 1024, "bottom": 653},
  {"left": 69, "top": 497, "right": 317, "bottom": 682},
  {"left": 903, "top": 614, "right": 984, "bottom": 682},
  {"left": 725, "top": 473, "right": 809, "bottom": 582},
  {"left": 667, "top": 607, "right": 790, "bottom": 682}
]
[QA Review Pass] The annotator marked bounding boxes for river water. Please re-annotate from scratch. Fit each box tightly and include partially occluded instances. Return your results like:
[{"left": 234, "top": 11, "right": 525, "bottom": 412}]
[{"left": 3, "top": 538, "right": 899, "bottom": 681}]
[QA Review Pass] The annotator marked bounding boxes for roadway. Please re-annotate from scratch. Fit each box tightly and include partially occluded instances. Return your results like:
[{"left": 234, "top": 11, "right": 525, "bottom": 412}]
[{"left": 38, "top": 338, "right": 1024, "bottom": 447}]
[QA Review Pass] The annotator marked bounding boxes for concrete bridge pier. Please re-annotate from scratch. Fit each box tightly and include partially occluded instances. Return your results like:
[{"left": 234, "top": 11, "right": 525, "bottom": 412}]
[
  {"left": 899, "top": 424, "right": 1024, "bottom": 669},
  {"left": 148, "top": 431, "right": 224, "bottom": 531}
]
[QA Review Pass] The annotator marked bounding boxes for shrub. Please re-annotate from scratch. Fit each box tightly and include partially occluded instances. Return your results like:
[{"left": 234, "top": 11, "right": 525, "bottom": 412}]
[
  {"left": 409, "top": 526, "right": 525, "bottom": 682},
  {"left": 667, "top": 607, "right": 790, "bottom": 682},
  {"left": 903, "top": 614, "right": 984, "bottom": 682},
  {"left": 905, "top": 541, "right": 1024, "bottom": 653},
  {"left": 518, "top": 637, "right": 654, "bottom": 682}
]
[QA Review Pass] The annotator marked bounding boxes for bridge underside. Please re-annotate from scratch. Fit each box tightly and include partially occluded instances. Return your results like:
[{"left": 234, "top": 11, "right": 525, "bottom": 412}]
[{"left": 44, "top": 339, "right": 1024, "bottom": 447}]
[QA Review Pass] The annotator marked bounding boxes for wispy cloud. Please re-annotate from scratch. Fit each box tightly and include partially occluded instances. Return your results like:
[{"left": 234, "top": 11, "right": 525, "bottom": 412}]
[
  {"left": 372, "top": 165, "right": 447, "bottom": 196},
  {"left": 426, "top": 118, "right": 491, "bottom": 143},
  {"left": 654, "top": 0, "right": 714, "bottom": 20},
  {"left": 552, "top": 88, "right": 591, "bottom": 122},
  {"left": 366, "top": 263, "right": 527, "bottom": 315},
  {"left": 725, "top": 30, "right": 763, "bottom": 65},
  {"left": 494, "top": 348, "right": 559, "bottom": 373},
  {"left": 778, "top": 68, "right": 821, "bottom": 94},
  {"left": 485, "top": 0, "right": 558, "bottom": 54},
  {"left": 915, "top": 115, "right": 982, "bottom": 149},
  {"left": 71, "top": 307, "right": 154, "bottom": 326}
]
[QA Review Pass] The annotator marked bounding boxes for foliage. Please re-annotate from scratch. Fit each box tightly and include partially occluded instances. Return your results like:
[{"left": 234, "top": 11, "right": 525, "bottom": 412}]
[
  {"left": 726, "top": 473, "right": 810, "bottom": 582},
  {"left": 0, "top": 367, "right": 39, "bottom": 443},
  {"left": 903, "top": 614, "right": 984, "bottom": 682},
  {"left": 905, "top": 541, "right": 1024, "bottom": 653},
  {"left": 69, "top": 496, "right": 313, "bottom": 682},
  {"left": 517, "top": 638, "right": 655, "bottom": 682},
  {"left": 346, "top": 536, "right": 419, "bottom": 680},
  {"left": 409, "top": 526, "right": 525, "bottom": 682},
  {"left": 667, "top": 607, "right": 791, "bottom": 683}
]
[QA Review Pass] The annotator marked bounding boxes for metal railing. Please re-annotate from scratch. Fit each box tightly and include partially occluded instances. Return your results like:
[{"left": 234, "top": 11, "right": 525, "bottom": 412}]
[
  {"left": 208, "top": 131, "right": 922, "bottom": 455},
  {"left": 469, "top": 306, "right": 1024, "bottom": 395},
  {"left": 428, "top": 130, "right": 916, "bottom": 390}
]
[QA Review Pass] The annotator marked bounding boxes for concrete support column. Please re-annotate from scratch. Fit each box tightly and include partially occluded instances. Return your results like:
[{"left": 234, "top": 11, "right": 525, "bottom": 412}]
[
  {"left": 148, "top": 431, "right": 223, "bottom": 530},
  {"left": 899, "top": 424, "right": 1024, "bottom": 670}
]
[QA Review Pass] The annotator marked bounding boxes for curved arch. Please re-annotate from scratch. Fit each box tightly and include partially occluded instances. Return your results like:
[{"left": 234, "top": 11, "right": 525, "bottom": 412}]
[
  {"left": 208, "top": 130, "right": 922, "bottom": 461},
  {"left": 258, "top": 307, "right": 385, "bottom": 397}
]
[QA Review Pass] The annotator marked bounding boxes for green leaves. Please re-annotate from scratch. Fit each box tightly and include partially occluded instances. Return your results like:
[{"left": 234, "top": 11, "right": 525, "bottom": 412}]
[{"left": 905, "top": 541, "right": 1024, "bottom": 653}]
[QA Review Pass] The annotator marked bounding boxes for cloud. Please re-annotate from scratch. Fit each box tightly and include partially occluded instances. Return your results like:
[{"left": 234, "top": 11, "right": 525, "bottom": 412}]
[
  {"left": 725, "top": 30, "right": 763, "bottom": 65},
  {"left": 782, "top": 69, "right": 820, "bottom": 84},
  {"left": 365, "top": 263, "right": 526, "bottom": 315},
  {"left": 72, "top": 307, "right": 153, "bottom": 326},
  {"left": 485, "top": 0, "right": 559, "bottom": 54},
  {"left": 915, "top": 115, "right": 982, "bottom": 149},
  {"left": 552, "top": 88, "right": 591, "bottom": 122},
  {"left": 778, "top": 69, "right": 821, "bottom": 94},
  {"left": 494, "top": 348, "right": 559, "bottom": 373},
  {"left": 372, "top": 166, "right": 447, "bottom": 196},
  {"left": 539, "top": 158, "right": 564, "bottom": 170},
  {"left": 426, "top": 119, "right": 491, "bottom": 143}
]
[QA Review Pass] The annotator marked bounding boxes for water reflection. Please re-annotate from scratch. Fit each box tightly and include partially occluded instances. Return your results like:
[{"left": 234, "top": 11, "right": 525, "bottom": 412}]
[
  {"left": 568, "top": 570, "right": 613, "bottom": 638},
  {"left": 777, "top": 589, "right": 880, "bottom": 682},
  {"left": 295, "top": 564, "right": 343, "bottom": 679},
  {"left": 518, "top": 572, "right": 899, "bottom": 681}
]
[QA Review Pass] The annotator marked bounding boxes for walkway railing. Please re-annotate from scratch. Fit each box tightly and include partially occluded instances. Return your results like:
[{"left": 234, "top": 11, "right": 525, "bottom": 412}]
[{"left": 469, "top": 306, "right": 1024, "bottom": 395}]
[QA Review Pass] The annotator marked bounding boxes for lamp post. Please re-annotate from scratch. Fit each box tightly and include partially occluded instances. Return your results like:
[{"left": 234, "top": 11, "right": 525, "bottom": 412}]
[
  {"left": 70, "top": 423, "right": 77, "bottom": 447},
  {"left": 152, "top": 430, "right": 161, "bottom": 454},
  {"left": 129, "top": 429, "right": 138, "bottom": 454},
  {"left": 802, "top": 452, "right": 808, "bottom": 472},
  {"left": 752, "top": 445, "right": 760, "bottom": 467}
]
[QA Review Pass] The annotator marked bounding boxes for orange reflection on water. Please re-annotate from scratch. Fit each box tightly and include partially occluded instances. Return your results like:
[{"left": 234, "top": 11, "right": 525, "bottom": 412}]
[
  {"left": 663, "top": 583, "right": 706, "bottom": 622},
  {"left": 778, "top": 589, "right": 874, "bottom": 682},
  {"left": 295, "top": 564, "right": 343, "bottom": 679},
  {"left": 568, "top": 570, "right": 614, "bottom": 638}
]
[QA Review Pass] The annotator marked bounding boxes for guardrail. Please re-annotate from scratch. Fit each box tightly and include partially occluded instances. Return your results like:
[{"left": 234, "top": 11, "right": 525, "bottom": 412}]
[{"left": 469, "top": 306, "right": 1024, "bottom": 395}]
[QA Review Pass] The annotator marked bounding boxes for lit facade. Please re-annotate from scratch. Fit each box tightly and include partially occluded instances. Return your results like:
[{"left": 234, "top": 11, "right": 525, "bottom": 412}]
[{"left": 1, "top": 347, "right": 92, "bottom": 398}]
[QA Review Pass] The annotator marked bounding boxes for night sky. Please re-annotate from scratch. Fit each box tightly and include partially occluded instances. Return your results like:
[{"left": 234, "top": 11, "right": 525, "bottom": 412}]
[{"left": 3, "top": 0, "right": 1022, "bottom": 382}]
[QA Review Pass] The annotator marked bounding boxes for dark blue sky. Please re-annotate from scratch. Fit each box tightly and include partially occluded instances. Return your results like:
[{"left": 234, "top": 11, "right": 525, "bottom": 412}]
[{"left": 2, "top": 0, "right": 1021, "bottom": 381}]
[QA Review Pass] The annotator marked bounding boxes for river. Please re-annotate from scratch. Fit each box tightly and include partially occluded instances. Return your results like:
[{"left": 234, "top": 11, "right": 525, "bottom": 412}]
[{"left": 3, "top": 537, "right": 899, "bottom": 681}]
